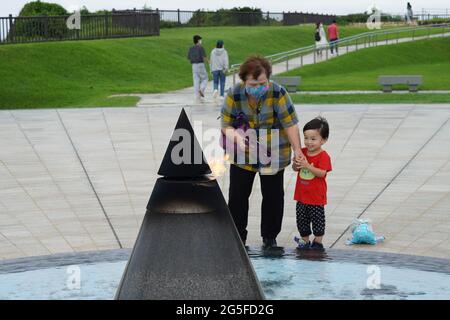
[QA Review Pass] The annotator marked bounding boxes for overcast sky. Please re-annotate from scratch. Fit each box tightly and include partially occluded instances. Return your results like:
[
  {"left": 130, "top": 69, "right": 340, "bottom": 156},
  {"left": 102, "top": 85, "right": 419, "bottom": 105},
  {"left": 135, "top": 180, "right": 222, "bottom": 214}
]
[{"left": 1, "top": 0, "right": 449, "bottom": 17}]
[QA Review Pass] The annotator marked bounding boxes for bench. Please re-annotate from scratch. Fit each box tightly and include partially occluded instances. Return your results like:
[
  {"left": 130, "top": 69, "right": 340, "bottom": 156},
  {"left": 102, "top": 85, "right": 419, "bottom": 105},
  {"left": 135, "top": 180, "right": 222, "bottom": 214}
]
[
  {"left": 271, "top": 76, "right": 301, "bottom": 93},
  {"left": 378, "top": 75, "right": 423, "bottom": 92}
]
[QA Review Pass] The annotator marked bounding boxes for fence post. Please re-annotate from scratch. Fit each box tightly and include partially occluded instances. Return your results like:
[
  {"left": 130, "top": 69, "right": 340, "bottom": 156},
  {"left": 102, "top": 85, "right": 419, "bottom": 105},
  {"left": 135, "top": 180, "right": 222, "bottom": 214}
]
[
  {"left": 286, "top": 56, "right": 289, "bottom": 71},
  {"left": 44, "top": 16, "right": 49, "bottom": 39},
  {"left": 397, "top": 32, "right": 399, "bottom": 44},
  {"left": 300, "top": 54, "right": 303, "bottom": 67},
  {"left": 233, "top": 72, "right": 236, "bottom": 86},
  {"left": 267, "top": 11, "right": 269, "bottom": 26},
  {"left": 386, "top": 32, "right": 388, "bottom": 44},
  {"left": 177, "top": 9, "right": 181, "bottom": 25},
  {"left": 313, "top": 50, "right": 316, "bottom": 63},
  {"left": 105, "top": 12, "right": 109, "bottom": 36},
  {"left": 8, "top": 14, "right": 13, "bottom": 42}
]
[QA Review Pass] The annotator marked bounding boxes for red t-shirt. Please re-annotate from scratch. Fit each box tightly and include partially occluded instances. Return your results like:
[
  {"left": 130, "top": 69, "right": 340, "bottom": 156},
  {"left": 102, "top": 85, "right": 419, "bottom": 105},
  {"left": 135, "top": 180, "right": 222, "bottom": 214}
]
[
  {"left": 327, "top": 23, "right": 339, "bottom": 40},
  {"left": 294, "top": 148, "right": 332, "bottom": 205}
]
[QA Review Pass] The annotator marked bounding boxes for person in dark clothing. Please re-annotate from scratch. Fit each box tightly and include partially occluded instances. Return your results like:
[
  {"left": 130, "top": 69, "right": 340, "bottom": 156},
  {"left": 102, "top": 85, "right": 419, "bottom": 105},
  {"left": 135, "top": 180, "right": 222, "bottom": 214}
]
[{"left": 187, "top": 35, "right": 209, "bottom": 101}]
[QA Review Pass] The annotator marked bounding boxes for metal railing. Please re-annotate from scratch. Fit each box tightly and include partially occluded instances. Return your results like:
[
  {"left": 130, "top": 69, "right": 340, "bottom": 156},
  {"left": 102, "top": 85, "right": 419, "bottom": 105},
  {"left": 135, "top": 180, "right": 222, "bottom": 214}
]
[{"left": 229, "top": 23, "right": 450, "bottom": 85}]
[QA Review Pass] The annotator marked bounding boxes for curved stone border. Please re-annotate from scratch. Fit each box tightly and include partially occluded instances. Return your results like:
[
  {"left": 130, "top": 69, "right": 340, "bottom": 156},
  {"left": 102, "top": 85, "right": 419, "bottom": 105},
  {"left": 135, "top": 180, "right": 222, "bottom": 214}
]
[
  {"left": 0, "top": 249, "right": 131, "bottom": 275},
  {"left": 1, "top": 247, "right": 450, "bottom": 276}
]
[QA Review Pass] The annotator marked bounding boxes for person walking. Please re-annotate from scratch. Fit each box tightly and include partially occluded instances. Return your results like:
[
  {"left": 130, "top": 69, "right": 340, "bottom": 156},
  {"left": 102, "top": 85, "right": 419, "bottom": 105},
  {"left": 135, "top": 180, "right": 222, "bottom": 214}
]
[
  {"left": 187, "top": 35, "right": 209, "bottom": 102},
  {"left": 406, "top": 2, "right": 414, "bottom": 24},
  {"left": 315, "top": 22, "right": 328, "bottom": 58},
  {"left": 210, "top": 40, "right": 229, "bottom": 100},
  {"left": 327, "top": 20, "right": 339, "bottom": 55}
]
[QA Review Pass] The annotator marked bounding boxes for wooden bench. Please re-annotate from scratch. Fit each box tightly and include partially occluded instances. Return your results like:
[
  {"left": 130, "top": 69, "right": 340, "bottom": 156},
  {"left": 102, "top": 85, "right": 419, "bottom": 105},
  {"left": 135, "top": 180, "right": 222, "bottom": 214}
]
[
  {"left": 378, "top": 75, "right": 423, "bottom": 92},
  {"left": 271, "top": 76, "right": 301, "bottom": 93}
]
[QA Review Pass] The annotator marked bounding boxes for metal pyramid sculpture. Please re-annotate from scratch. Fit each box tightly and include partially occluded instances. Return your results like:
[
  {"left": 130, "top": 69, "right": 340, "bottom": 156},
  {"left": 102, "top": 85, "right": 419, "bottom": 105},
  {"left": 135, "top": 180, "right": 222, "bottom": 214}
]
[
  {"left": 115, "top": 108, "right": 264, "bottom": 300},
  {"left": 158, "top": 108, "right": 211, "bottom": 177}
]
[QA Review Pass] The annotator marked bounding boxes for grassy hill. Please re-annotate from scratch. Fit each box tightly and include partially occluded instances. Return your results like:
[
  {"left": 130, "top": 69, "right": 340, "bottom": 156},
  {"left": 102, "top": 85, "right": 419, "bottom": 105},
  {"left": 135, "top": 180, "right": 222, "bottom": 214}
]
[
  {"left": 0, "top": 24, "right": 379, "bottom": 109},
  {"left": 282, "top": 37, "right": 450, "bottom": 91}
]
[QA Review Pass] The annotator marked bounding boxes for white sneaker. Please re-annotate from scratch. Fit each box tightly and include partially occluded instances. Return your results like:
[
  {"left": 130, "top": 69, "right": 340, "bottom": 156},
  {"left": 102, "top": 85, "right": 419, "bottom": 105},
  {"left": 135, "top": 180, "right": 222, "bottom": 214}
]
[{"left": 213, "top": 89, "right": 219, "bottom": 99}]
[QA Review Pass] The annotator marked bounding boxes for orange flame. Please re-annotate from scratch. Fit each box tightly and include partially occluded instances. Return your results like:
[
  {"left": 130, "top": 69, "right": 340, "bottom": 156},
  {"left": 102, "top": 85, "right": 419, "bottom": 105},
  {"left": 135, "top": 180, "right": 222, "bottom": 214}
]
[{"left": 208, "top": 154, "right": 230, "bottom": 177}]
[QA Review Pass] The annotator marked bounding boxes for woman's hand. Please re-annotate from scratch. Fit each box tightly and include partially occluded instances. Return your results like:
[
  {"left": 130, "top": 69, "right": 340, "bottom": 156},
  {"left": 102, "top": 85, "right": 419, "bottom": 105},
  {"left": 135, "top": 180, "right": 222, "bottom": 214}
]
[{"left": 292, "top": 160, "right": 300, "bottom": 171}]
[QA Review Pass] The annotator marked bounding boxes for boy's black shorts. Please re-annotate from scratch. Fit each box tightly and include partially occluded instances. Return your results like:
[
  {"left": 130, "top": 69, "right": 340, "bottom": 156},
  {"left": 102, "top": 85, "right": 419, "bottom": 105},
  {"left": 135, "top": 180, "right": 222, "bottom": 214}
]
[{"left": 296, "top": 202, "right": 325, "bottom": 237}]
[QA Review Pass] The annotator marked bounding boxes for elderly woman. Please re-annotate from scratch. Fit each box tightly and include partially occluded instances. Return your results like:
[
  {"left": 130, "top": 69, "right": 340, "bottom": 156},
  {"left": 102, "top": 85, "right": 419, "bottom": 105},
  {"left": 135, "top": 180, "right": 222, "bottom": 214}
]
[{"left": 221, "top": 55, "right": 304, "bottom": 249}]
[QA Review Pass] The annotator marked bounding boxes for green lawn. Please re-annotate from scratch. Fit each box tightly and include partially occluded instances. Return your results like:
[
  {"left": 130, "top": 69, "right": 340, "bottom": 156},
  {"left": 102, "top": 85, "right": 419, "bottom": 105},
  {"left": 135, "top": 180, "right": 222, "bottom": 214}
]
[
  {"left": 282, "top": 37, "right": 450, "bottom": 91},
  {"left": 0, "top": 25, "right": 371, "bottom": 109},
  {"left": 291, "top": 93, "right": 450, "bottom": 104}
]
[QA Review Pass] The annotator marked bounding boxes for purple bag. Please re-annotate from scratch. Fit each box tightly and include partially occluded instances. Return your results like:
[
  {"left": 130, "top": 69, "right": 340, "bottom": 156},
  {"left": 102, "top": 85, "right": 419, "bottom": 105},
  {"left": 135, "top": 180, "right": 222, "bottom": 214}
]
[{"left": 220, "top": 112, "right": 271, "bottom": 160}]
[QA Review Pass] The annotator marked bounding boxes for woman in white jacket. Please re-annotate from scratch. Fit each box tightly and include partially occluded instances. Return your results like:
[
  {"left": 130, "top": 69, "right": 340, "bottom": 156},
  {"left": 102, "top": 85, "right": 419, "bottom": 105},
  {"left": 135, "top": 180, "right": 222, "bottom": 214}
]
[
  {"left": 210, "top": 40, "right": 229, "bottom": 99},
  {"left": 315, "top": 23, "right": 328, "bottom": 58}
]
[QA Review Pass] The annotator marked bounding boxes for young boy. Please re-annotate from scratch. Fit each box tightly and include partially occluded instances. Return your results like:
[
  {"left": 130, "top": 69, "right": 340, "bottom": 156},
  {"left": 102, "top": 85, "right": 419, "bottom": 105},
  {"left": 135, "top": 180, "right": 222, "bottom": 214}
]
[{"left": 293, "top": 117, "right": 332, "bottom": 250}]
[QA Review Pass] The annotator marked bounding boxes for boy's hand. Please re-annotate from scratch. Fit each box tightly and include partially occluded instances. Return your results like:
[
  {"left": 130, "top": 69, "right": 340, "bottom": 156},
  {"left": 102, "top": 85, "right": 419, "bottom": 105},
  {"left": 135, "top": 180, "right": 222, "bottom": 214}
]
[{"left": 298, "top": 157, "right": 310, "bottom": 169}]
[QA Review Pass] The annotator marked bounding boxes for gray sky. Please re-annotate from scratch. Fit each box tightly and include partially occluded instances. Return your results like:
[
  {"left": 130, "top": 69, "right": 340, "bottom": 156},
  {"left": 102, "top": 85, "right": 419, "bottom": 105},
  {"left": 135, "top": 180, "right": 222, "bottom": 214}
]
[{"left": 1, "top": 0, "right": 449, "bottom": 17}]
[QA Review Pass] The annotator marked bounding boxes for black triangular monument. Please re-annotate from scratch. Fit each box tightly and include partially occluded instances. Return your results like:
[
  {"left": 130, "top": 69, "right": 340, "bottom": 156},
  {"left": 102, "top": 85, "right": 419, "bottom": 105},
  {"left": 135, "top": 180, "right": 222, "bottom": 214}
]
[
  {"left": 158, "top": 108, "right": 211, "bottom": 177},
  {"left": 115, "top": 108, "right": 264, "bottom": 300}
]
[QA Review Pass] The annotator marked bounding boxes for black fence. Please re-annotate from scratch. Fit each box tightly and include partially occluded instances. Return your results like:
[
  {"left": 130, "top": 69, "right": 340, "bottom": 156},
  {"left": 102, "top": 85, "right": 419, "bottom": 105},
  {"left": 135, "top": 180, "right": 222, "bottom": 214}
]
[
  {"left": 0, "top": 11, "right": 159, "bottom": 44},
  {"left": 120, "top": 9, "right": 336, "bottom": 28},
  {"left": 283, "top": 12, "right": 337, "bottom": 25},
  {"left": 0, "top": 9, "right": 338, "bottom": 44}
]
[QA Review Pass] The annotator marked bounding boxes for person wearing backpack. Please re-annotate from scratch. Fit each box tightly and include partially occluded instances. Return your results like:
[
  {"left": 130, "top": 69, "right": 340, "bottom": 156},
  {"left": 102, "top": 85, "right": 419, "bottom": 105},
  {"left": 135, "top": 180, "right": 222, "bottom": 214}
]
[{"left": 315, "top": 22, "right": 328, "bottom": 58}]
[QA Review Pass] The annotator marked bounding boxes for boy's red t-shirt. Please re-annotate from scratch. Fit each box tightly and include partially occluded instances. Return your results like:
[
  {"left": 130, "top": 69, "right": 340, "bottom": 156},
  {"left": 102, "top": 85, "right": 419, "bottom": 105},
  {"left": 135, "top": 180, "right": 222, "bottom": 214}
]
[{"left": 294, "top": 148, "right": 332, "bottom": 205}]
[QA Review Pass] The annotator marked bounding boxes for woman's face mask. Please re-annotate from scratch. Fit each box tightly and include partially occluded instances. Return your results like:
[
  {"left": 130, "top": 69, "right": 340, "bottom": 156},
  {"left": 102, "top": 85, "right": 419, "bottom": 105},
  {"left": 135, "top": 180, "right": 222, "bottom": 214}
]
[{"left": 246, "top": 84, "right": 269, "bottom": 100}]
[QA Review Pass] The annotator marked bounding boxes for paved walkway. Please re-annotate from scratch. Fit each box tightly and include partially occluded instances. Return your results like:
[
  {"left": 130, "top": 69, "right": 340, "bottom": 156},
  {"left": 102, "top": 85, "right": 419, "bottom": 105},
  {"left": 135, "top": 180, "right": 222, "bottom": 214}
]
[
  {"left": 113, "top": 31, "right": 450, "bottom": 107},
  {"left": 1, "top": 103, "right": 450, "bottom": 260}
]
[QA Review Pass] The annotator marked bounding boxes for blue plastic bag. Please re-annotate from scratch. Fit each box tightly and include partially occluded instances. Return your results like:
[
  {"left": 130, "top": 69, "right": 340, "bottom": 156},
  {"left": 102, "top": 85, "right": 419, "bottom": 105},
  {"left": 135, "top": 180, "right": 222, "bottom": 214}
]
[{"left": 346, "top": 219, "right": 385, "bottom": 245}]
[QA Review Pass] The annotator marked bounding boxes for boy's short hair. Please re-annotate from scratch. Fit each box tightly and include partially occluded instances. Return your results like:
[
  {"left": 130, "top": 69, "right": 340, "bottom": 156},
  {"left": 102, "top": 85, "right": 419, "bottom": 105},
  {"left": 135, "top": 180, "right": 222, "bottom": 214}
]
[
  {"left": 193, "top": 35, "right": 202, "bottom": 44},
  {"left": 303, "top": 117, "right": 329, "bottom": 140}
]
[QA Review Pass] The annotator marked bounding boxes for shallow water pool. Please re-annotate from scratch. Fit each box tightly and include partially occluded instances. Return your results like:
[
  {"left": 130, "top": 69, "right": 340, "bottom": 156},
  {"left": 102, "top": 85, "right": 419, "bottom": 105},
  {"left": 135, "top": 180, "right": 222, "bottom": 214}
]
[{"left": 0, "top": 248, "right": 449, "bottom": 300}]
